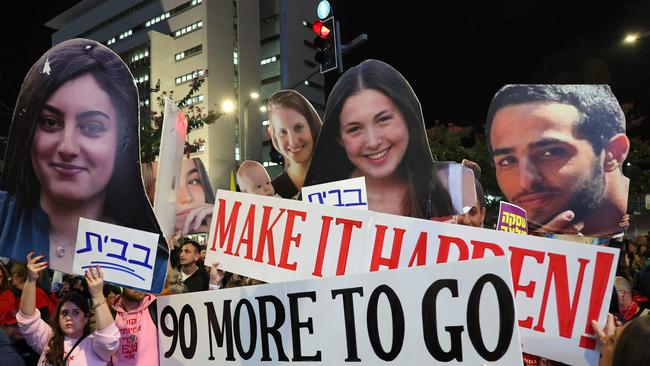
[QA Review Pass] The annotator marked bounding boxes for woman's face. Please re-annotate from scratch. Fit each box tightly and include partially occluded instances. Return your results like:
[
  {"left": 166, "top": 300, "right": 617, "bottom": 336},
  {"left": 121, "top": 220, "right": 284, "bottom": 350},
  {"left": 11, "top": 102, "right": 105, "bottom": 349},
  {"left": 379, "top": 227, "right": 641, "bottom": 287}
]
[
  {"left": 31, "top": 73, "right": 118, "bottom": 205},
  {"left": 176, "top": 159, "right": 207, "bottom": 231},
  {"left": 58, "top": 302, "right": 88, "bottom": 338},
  {"left": 270, "top": 107, "right": 314, "bottom": 165},
  {"left": 338, "top": 89, "right": 409, "bottom": 181}
]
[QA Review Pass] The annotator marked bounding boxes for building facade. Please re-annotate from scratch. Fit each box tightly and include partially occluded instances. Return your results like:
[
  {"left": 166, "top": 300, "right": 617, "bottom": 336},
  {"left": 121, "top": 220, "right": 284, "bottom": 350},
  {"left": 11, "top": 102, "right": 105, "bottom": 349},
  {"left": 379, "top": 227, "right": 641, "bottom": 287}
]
[{"left": 46, "top": 0, "right": 325, "bottom": 190}]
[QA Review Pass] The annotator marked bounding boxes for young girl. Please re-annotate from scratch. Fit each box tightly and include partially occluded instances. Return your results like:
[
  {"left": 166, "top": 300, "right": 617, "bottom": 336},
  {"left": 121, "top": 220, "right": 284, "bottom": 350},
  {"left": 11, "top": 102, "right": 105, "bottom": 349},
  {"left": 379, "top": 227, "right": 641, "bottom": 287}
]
[{"left": 17, "top": 252, "right": 119, "bottom": 365}]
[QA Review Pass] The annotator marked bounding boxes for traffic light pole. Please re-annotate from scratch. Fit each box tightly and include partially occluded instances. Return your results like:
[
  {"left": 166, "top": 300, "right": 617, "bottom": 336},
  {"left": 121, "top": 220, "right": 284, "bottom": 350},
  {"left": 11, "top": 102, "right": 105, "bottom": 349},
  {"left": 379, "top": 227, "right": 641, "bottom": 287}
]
[{"left": 289, "top": 31, "right": 368, "bottom": 90}]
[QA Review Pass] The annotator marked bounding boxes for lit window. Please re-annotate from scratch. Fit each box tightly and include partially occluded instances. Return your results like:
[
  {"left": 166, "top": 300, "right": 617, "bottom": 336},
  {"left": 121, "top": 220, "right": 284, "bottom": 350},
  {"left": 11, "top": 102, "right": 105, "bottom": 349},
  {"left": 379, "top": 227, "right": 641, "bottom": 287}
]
[{"left": 262, "top": 120, "right": 269, "bottom": 126}]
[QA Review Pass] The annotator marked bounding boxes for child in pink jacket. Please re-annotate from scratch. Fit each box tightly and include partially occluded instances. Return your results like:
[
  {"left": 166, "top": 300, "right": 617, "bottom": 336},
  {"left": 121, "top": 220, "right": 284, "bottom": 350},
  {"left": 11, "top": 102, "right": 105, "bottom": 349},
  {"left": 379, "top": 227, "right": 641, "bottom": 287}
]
[{"left": 17, "top": 253, "right": 119, "bottom": 365}]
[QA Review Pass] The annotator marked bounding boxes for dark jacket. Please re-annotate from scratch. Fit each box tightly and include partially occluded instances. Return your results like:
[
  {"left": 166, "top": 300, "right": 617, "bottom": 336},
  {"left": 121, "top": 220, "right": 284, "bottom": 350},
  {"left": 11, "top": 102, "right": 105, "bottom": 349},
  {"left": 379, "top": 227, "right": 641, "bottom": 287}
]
[{"left": 178, "top": 264, "right": 209, "bottom": 292}]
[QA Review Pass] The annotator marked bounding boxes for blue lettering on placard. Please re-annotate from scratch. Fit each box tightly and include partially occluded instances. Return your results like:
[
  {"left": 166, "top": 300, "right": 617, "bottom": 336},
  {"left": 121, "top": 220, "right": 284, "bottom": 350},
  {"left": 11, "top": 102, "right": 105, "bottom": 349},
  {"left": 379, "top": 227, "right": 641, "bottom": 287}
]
[
  {"left": 106, "top": 238, "right": 128, "bottom": 262},
  {"left": 307, "top": 192, "right": 325, "bottom": 204},
  {"left": 76, "top": 230, "right": 155, "bottom": 282},
  {"left": 328, "top": 189, "right": 343, "bottom": 206},
  {"left": 307, "top": 188, "right": 368, "bottom": 207},
  {"left": 343, "top": 188, "right": 367, "bottom": 207},
  {"left": 128, "top": 244, "right": 153, "bottom": 269}
]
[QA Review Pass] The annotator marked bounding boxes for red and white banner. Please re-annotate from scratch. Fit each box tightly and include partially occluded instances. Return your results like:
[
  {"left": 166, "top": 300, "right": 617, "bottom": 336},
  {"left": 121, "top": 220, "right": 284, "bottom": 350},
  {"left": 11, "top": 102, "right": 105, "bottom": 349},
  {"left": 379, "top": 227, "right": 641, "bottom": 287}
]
[
  {"left": 206, "top": 190, "right": 619, "bottom": 366},
  {"left": 158, "top": 257, "right": 522, "bottom": 365}
]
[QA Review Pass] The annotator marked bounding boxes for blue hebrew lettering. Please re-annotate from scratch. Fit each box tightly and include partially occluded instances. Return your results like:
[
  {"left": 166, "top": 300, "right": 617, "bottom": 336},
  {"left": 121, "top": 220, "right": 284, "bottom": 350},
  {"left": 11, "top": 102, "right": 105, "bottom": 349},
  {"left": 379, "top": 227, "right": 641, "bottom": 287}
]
[
  {"left": 307, "top": 192, "right": 325, "bottom": 204},
  {"left": 343, "top": 188, "right": 367, "bottom": 207},
  {"left": 106, "top": 238, "right": 129, "bottom": 262},
  {"left": 77, "top": 231, "right": 100, "bottom": 254},
  {"left": 327, "top": 189, "right": 343, "bottom": 206},
  {"left": 128, "top": 243, "right": 153, "bottom": 269}
]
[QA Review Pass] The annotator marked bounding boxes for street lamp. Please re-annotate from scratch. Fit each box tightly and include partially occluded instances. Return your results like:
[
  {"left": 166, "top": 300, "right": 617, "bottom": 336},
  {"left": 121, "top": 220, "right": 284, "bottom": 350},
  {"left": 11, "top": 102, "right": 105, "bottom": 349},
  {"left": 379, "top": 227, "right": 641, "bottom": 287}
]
[
  {"left": 623, "top": 31, "right": 650, "bottom": 45},
  {"left": 241, "top": 92, "right": 260, "bottom": 161},
  {"left": 222, "top": 99, "right": 235, "bottom": 113}
]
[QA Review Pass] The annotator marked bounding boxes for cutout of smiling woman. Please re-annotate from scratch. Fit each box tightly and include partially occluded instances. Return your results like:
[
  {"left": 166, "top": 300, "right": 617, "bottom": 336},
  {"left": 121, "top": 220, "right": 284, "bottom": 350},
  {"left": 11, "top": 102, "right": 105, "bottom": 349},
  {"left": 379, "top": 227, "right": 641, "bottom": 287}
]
[
  {"left": 0, "top": 39, "right": 169, "bottom": 292},
  {"left": 267, "top": 90, "right": 323, "bottom": 199},
  {"left": 304, "top": 59, "right": 457, "bottom": 219}
]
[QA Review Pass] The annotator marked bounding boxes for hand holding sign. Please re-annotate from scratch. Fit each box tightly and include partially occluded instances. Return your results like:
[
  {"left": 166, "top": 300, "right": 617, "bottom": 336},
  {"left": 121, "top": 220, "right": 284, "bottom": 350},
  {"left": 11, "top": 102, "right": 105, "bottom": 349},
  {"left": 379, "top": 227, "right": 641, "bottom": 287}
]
[
  {"left": 73, "top": 218, "right": 160, "bottom": 291},
  {"left": 25, "top": 252, "right": 48, "bottom": 282}
]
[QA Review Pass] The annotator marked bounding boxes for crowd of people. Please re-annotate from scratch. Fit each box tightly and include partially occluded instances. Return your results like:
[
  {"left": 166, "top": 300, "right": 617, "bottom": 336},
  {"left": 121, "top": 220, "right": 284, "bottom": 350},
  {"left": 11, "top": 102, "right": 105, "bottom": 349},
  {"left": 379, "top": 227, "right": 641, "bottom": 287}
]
[
  {"left": 0, "top": 233, "right": 251, "bottom": 366},
  {"left": 0, "top": 37, "right": 648, "bottom": 365}
]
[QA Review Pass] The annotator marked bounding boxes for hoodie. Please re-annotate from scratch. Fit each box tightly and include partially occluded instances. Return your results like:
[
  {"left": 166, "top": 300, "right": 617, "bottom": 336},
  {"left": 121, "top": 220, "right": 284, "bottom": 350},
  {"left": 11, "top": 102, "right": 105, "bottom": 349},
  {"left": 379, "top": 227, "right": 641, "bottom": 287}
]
[
  {"left": 16, "top": 308, "right": 119, "bottom": 366},
  {"left": 111, "top": 294, "right": 158, "bottom": 366}
]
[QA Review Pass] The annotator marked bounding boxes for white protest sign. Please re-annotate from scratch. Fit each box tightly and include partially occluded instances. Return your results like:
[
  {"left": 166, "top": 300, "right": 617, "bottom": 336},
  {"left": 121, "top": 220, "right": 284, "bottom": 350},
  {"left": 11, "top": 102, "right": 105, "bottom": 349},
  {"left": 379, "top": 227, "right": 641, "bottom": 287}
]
[
  {"left": 154, "top": 97, "right": 188, "bottom": 239},
  {"left": 301, "top": 177, "right": 367, "bottom": 209},
  {"left": 73, "top": 218, "right": 160, "bottom": 291},
  {"left": 158, "top": 256, "right": 522, "bottom": 365},
  {"left": 205, "top": 190, "right": 619, "bottom": 366}
]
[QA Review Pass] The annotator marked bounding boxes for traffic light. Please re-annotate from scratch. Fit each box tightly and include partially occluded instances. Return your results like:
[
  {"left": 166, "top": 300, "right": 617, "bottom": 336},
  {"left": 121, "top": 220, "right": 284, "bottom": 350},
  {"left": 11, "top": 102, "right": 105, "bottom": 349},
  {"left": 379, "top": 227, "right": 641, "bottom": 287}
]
[{"left": 312, "top": 17, "right": 338, "bottom": 74}]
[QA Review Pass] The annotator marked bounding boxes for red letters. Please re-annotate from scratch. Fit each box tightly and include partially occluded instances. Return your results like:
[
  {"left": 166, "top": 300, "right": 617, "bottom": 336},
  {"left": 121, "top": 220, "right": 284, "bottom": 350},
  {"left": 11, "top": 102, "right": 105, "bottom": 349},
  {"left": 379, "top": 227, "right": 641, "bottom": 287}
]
[
  {"left": 233, "top": 204, "right": 256, "bottom": 259},
  {"left": 533, "top": 254, "right": 589, "bottom": 339},
  {"left": 436, "top": 235, "right": 469, "bottom": 264},
  {"left": 278, "top": 210, "right": 307, "bottom": 271},
  {"left": 469, "top": 240, "right": 505, "bottom": 259},
  {"left": 579, "top": 252, "right": 615, "bottom": 350},
  {"left": 508, "top": 246, "right": 545, "bottom": 328},
  {"left": 312, "top": 216, "right": 334, "bottom": 277},
  {"left": 370, "top": 225, "right": 406, "bottom": 271},
  {"left": 210, "top": 199, "right": 242, "bottom": 252},
  {"left": 254, "top": 206, "right": 286, "bottom": 265},
  {"left": 335, "top": 218, "right": 363, "bottom": 276},
  {"left": 408, "top": 232, "right": 429, "bottom": 267}
]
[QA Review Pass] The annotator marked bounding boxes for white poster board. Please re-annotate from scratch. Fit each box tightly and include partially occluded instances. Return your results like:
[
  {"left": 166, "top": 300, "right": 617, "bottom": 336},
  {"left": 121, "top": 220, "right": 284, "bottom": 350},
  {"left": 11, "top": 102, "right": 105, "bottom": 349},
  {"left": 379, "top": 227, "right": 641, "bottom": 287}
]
[
  {"left": 154, "top": 97, "right": 188, "bottom": 238},
  {"left": 73, "top": 218, "right": 160, "bottom": 291},
  {"left": 301, "top": 177, "right": 368, "bottom": 210},
  {"left": 158, "top": 257, "right": 522, "bottom": 365},
  {"left": 205, "top": 190, "right": 618, "bottom": 366}
]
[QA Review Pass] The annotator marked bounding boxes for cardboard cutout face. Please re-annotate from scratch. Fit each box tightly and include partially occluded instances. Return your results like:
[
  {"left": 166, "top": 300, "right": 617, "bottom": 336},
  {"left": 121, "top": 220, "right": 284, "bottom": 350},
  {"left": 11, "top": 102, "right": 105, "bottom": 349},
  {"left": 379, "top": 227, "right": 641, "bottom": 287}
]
[
  {"left": 266, "top": 89, "right": 323, "bottom": 199},
  {"left": 486, "top": 84, "right": 630, "bottom": 236},
  {"left": 304, "top": 59, "right": 473, "bottom": 219},
  {"left": 176, "top": 158, "right": 215, "bottom": 235},
  {"left": 0, "top": 39, "right": 168, "bottom": 292}
]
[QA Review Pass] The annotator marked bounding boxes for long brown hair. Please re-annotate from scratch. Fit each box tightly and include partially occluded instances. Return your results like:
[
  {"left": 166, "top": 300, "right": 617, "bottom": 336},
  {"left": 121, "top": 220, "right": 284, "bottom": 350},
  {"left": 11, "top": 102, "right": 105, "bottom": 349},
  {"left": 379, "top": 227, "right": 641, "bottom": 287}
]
[
  {"left": 304, "top": 60, "right": 453, "bottom": 218},
  {"left": 267, "top": 90, "right": 323, "bottom": 169},
  {"left": 46, "top": 293, "right": 91, "bottom": 366}
]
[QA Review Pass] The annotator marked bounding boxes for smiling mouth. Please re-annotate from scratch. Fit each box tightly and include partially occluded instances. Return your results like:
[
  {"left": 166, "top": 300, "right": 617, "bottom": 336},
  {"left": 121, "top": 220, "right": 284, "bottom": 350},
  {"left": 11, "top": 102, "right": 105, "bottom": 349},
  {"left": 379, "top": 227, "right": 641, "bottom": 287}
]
[
  {"left": 51, "top": 163, "right": 86, "bottom": 177},
  {"left": 364, "top": 147, "right": 390, "bottom": 162},
  {"left": 288, "top": 145, "right": 305, "bottom": 153}
]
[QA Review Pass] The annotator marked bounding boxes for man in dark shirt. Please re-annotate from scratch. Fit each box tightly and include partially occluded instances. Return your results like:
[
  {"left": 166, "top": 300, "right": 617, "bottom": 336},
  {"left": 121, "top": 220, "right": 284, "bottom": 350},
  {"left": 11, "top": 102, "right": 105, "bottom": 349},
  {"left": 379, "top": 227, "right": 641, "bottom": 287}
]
[{"left": 177, "top": 240, "right": 208, "bottom": 292}]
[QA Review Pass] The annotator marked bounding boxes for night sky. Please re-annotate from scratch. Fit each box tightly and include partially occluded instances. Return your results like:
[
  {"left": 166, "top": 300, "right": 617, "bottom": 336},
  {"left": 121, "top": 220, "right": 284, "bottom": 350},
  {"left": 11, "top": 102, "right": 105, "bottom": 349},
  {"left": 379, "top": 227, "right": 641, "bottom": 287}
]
[
  {"left": 331, "top": 0, "right": 650, "bottom": 128},
  {"left": 2, "top": 0, "right": 650, "bottom": 131}
]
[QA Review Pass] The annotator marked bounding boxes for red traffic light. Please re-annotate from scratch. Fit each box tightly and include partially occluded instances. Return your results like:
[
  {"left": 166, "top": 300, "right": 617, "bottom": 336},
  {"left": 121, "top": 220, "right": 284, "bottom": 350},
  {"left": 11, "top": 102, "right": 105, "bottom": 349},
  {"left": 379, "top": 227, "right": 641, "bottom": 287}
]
[{"left": 312, "top": 20, "right": 331, "bottom": 38}]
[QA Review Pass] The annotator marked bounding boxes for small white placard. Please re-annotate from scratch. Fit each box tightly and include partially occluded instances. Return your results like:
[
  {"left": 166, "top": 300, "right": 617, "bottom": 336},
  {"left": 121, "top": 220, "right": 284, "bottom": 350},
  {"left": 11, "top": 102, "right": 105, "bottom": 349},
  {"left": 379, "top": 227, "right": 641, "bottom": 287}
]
[
  {"left": 301, "top": 176, "right": 368, "bottom": 210},
  {"left": 73, "top": 218, "right": 160, "bottom": 290}
]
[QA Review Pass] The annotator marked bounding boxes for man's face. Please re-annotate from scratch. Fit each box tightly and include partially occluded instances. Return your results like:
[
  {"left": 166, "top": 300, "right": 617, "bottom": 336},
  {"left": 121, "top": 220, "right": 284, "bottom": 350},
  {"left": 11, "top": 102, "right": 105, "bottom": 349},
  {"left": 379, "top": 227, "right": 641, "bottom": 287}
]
[
  {"left": 180, "top": 243, "right": 200, "bottom": 266},
  {"left": 490, "top": 102, "right": 606, "bottom": 227}
]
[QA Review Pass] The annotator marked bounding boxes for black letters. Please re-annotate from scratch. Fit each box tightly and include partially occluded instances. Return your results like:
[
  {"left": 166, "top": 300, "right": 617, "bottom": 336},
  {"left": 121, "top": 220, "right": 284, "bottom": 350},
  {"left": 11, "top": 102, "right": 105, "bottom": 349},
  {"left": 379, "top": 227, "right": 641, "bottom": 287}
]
[
  {"left": 332, "top": 287, "right": 364, "bottom": 361},
  {"left": 204, "top": 300, "right": 235, "bottom": 361},
  {"left": 467, "top": 274, "right": 515, "bottom": 361},
  {"left": 256, "top": 295, "right": 289, "bottom": 361},
  {"left": 179, "top": 305, "right": 197, "bottom": 358},
  {"left": 288, "top": 291, "right": 321, "bottom": 361},
  {"left": 233, "top": 299, "right": 257, "bottom": 359},
  {"left": 422, "top": 279, "right": 464, "bottom": 362},
  {"left": 160, "top": 305, "right": 178, "bottom": 359},
  {"left": 366, "top": 285, "right": 405, "bottom": 361}
]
